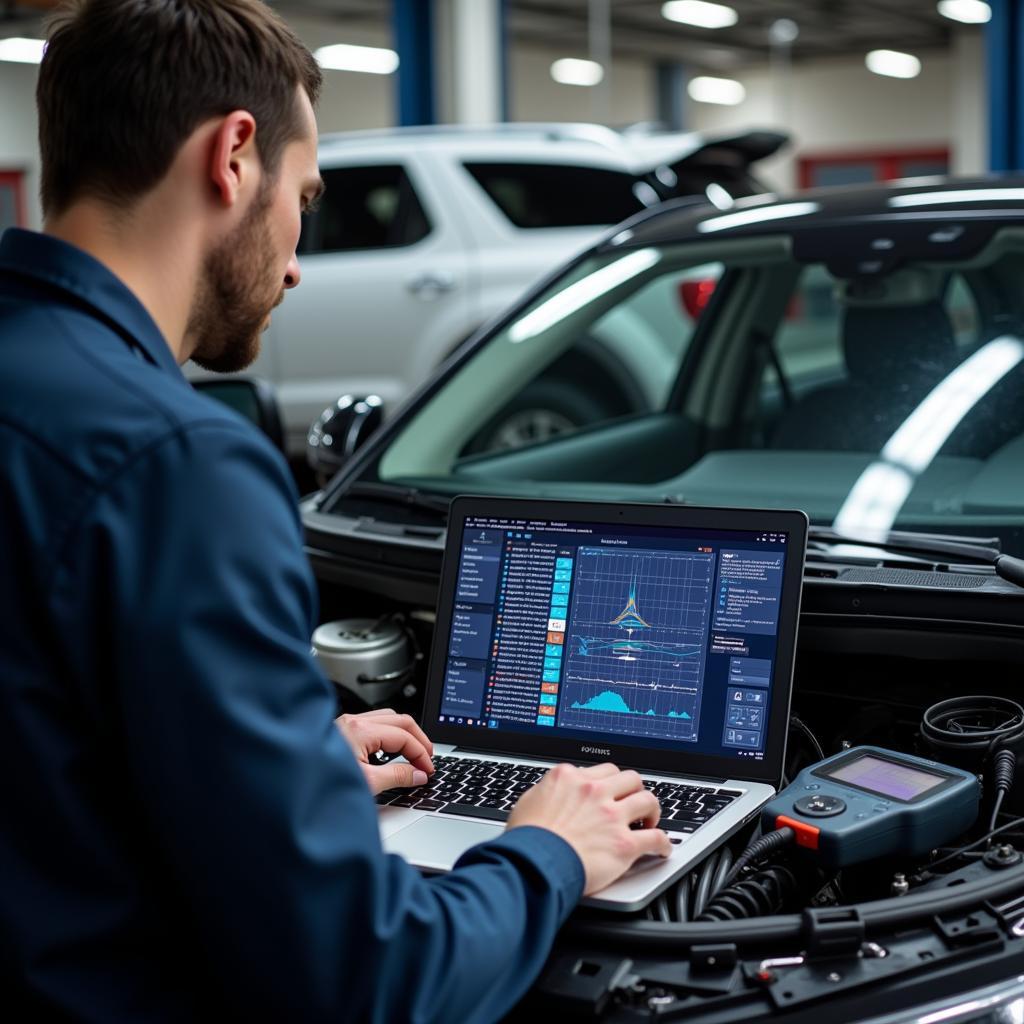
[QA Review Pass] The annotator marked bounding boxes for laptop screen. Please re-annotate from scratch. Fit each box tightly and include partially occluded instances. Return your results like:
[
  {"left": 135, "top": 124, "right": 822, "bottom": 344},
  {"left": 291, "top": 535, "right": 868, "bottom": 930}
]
[{"left": 432, "top": 503, "right": 800, "bottom": 769}]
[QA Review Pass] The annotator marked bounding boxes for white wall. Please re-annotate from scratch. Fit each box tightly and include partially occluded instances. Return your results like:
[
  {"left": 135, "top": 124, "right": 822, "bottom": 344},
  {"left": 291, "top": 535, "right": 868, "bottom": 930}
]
[
  {"left": 509, "top": 45, "right": 654, "bottom": 126},
  {"left": 283, "top": 14, "right": 394, "bottom": 135},
  {"left": 686, "top": 30, "right": 986, "bottom": 192}
]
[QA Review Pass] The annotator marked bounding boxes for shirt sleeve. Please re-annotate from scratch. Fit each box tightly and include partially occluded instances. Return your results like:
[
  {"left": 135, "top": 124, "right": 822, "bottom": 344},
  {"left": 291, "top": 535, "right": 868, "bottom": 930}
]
[{"left": 48, "top": 418, "right": 584, "bottom": 1024}]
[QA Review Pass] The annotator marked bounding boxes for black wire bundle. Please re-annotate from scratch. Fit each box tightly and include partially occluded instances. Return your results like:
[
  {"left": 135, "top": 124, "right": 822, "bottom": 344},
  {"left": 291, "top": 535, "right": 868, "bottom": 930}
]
[
  {"left": 695, "top": 865, "right": 796, "bottom": 921},
  {"left": 722, "top": 826, "right": 795, "bottom": 887}
]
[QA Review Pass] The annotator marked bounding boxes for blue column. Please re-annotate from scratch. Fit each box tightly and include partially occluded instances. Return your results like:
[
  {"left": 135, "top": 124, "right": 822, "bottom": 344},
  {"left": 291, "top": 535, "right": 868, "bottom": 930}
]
[
  {"left": 656, "top": 62, "right": 688, "bottom": 131},
  {"left": 987, "top": 0, "right": 1024, "bottom": 171},
  {"left": 499, "top": 0, "right": 510, "bottom": 122},
  {"left": 392, "top": 0, "right": 436, "bottom": 126}
]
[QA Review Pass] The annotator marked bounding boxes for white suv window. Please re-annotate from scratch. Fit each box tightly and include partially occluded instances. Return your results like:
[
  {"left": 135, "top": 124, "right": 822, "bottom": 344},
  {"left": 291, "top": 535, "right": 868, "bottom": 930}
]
[
  {"left": 299, "top": 164, "right": 431, "bottom": 255},
  {"left": 463, "top": 162, "right": 646, "bottom": 229}
]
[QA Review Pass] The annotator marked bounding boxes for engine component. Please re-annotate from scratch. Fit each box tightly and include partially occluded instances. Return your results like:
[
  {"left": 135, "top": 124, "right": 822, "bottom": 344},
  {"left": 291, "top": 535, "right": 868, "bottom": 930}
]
[{"left": 312, "top": 615, "right": 421, "bottom": 705}]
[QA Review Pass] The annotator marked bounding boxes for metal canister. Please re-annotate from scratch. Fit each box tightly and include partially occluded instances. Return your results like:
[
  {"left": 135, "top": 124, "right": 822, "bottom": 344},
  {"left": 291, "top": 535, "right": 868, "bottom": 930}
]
[{"left": 311, "top": 618, "right": 413, "bottom": 707}]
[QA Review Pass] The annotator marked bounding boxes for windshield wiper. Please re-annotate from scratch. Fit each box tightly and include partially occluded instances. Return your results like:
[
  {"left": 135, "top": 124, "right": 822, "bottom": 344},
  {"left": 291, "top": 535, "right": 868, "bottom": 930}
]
[
  {"left": 343, "top": 482, "right": 451, "bottom": 518},
  {"left": 807, "top": 527, "right": 1024, "bottom": 589}
]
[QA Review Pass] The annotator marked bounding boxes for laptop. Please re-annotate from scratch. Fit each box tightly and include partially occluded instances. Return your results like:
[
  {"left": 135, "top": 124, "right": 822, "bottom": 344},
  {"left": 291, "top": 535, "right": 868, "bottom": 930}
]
[{"left": 378, "top": 496, "right": 808, "bottom": 911}]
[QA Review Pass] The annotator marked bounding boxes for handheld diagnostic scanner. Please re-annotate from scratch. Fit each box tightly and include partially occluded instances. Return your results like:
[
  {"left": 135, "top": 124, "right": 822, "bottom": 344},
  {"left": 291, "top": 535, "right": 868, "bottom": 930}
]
[{"left": 761, "top": 746, "right": 980, "bottom": 868}]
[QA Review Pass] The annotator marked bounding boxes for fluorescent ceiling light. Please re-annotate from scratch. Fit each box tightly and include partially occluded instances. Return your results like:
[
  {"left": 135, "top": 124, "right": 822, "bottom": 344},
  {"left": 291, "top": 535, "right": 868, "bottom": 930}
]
[
  {"left": 550, "top": 58, "right": 604, "bottom": 87},
  {"left": 890, "top": 188, "right": 1024, "bottom": 207},
  {"left": 687, "top": 75, "right": 745, "bottom": 105},
  {"left": 0, "top": 38, "right": 45, "bottom": 64},
  {"left": 314, "top": 43, "right": 399, "bottom": 75},
  {"left": 509, "top": 249, "right": 661, "bottom": 343},
  {"left": 697, "top": 201, "right": 818, "bottom": 233},
  {"left": 937, "top": 1, "right": 991, "bottom": 24},
  {"left": 662, "top": 1, "right": 738, "bottom": 29},
  {"left": 865, "top": 49, "right": 921, "bottom": 79}
]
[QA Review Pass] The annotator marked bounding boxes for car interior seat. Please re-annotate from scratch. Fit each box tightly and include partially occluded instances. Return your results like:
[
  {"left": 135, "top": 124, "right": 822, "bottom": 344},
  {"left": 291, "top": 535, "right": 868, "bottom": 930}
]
[{"left": 771, "top": 299, "right": 958, "bottom": 453}]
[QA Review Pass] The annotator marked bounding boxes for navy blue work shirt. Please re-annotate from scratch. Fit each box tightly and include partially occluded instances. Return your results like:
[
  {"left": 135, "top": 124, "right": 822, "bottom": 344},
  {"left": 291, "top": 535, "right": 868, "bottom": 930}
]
[{"left": 0, "top": 228, "right": 584, "bottom": 1022}]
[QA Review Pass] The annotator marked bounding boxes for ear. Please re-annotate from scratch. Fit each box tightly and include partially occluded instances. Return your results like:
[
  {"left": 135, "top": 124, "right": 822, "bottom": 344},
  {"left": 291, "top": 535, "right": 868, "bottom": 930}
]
[{"left": 208, "top": 111, "right": 259, "bottom": 208}]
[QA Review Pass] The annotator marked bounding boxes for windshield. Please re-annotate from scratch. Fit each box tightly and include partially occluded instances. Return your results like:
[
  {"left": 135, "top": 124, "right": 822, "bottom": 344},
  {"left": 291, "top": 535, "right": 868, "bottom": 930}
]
[{"left": 354, "top": 227, "right": 1024, "bottom": 555}]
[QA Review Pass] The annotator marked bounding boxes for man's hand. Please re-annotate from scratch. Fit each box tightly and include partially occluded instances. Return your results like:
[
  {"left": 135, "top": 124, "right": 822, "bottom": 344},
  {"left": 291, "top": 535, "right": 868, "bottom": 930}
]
[
  {"left": 507, "top": 762, "right": 671, "bottom": 895},
  {"left": 336, "top": 709, "right": 435, "bottom": 795}
]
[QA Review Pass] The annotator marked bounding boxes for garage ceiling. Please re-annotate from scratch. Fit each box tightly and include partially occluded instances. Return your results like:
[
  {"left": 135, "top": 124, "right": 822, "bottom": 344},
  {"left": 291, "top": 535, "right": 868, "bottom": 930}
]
[
  {"left": 269, "top": 0, "right": 967, "bottom": 69},
  {"left": 3, "top": 0, "right": 974, "bottom": 70}
]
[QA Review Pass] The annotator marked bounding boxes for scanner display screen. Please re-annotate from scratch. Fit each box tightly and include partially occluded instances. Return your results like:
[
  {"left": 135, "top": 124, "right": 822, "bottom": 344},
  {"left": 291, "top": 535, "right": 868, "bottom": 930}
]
[{"left": 826, "top": 754, "right": 946, "bottom": 801}]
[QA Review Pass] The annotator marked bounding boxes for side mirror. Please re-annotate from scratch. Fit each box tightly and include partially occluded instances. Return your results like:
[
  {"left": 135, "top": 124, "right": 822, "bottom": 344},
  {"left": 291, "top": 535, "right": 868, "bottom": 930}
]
[
  {"left": 192, "top": 377, "right": 285, "bottom": 453},
  {"left": 307, "top": 394, "right": 384, "bottom": 486}
]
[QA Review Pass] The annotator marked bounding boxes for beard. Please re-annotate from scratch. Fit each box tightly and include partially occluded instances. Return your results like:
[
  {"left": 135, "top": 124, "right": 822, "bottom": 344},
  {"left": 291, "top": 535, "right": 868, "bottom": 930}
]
[{"left": 187, "top": 186, "right": 285, "bottom": 374}]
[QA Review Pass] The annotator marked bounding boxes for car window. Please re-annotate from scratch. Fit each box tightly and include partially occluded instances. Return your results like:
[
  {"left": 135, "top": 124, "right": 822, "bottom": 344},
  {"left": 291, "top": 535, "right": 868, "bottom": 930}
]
[
  {"left": 351, "top": 230, "right": 1024, "bottom": 555},
  {"left": 299, "top": 164, "right": 431, "bottom": 254},
  {"left": 463, "top": 162, "right": 647, "bottom": 228},
  {"left": 375, "top": 250, "right": 725, "bottom": 468}
]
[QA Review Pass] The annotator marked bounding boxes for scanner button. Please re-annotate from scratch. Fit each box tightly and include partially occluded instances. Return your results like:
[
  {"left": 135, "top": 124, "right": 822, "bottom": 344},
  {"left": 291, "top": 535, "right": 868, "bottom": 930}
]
[
  {"left": 794, "top": 794, "right": 846, "bottom": 817},
  {"left": 803, "top": 784, "right": 821, "bottom": 791},
  {"left": 856, "top": 812, "right": 870, "bottom": 820}
]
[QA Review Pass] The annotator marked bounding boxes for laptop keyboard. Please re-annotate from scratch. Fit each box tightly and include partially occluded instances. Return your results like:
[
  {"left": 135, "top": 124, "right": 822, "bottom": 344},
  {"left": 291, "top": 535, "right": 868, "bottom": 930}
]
[{"left": 375, "top": 755, "right": 742, "bottom": 841}]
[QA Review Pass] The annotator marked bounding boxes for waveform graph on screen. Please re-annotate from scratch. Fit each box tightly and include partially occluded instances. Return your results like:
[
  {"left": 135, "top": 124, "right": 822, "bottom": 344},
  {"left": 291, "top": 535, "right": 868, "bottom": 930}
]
[{"left": 558, "top": 546, "right": 715, "bottom": 742}]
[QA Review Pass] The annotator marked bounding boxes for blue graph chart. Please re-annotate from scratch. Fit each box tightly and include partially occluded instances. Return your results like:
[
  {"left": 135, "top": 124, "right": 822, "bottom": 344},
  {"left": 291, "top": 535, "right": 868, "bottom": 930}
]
[{"left": 557, "top": 547, "right": 715, "bottom": 742}]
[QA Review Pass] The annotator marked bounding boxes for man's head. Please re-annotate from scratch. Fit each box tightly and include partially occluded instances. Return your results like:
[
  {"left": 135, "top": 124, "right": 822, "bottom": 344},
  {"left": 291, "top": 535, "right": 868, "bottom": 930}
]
[{"left": 37, "top": 0, "right": 324, "bottom": 370}]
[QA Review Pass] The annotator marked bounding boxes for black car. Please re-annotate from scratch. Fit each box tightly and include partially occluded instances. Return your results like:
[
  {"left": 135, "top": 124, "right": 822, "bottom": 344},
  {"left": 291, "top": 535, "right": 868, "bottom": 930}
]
[{"left": 303, "top": 178, "right": 1024, "bottom": 1023}]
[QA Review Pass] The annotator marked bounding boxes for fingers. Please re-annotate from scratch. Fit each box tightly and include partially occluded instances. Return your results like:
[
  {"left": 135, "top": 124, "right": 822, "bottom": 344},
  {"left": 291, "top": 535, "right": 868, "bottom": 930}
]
[
  {"left": 351, "top": 710, "right": 435, "bottom": 759},
  {"left": 602, "top": 769, "right": 645, "bottom": 799},
  {"left": 360, "top": 761, "right": 429, "bottom": 796},
  {"left": 344, "top": 718, "right": 434, "bottom": 775},
  {"left": 617, "top": 789, "right": 663, "bottom": 829},
  {"left": 629, "top": 824, "right": 673, "bottom": 859},
  {"left": 369, "top": 723, "right": 434, "bottom": 774},
  {"left": 578, "top": 762, "right": 621, "bottom": 780}
]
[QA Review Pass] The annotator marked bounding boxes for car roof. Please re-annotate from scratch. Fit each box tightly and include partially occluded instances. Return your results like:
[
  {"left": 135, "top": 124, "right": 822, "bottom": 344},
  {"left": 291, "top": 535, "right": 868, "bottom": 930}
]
[
  {"left": 316, "top": 123, "right": 787, "bottom": 174},
  {"left": 617, "top": 176, "right": 1024, "bottom": 247}
]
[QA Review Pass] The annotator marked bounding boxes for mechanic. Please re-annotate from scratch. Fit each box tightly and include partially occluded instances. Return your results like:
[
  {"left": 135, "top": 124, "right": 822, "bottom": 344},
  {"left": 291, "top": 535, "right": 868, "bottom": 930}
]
[{"left": 0, "top": 1, "right": 669, "bottom": 1021}]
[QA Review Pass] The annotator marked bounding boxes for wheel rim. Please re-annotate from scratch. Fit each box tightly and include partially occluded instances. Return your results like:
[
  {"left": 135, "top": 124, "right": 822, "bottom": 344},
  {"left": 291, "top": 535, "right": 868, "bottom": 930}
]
[{"left": 489, "top": 408, "right": 577, "bottom": 450}]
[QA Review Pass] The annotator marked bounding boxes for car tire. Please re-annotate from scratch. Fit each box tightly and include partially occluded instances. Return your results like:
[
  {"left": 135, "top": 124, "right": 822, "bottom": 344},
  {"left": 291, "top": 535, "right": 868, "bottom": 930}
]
[{"left": 464, "top": 377, "right": 616, "bottom": 455}]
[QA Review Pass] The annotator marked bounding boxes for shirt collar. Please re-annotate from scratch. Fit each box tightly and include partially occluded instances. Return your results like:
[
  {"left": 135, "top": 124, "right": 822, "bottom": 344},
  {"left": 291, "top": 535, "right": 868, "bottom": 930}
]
[{"left": 0, "top": 227, "right": 184, "bottom": 379}]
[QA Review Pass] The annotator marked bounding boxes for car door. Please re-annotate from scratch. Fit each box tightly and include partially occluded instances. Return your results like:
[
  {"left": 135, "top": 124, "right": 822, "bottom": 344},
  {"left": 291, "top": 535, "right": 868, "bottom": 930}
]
[{"left": 267, "top": 152, "right": 474, "bottom": 452}]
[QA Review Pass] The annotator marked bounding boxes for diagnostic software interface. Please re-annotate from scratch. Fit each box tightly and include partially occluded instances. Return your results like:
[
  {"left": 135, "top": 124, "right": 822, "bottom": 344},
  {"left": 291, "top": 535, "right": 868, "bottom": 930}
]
[{"left": 439, "top": 513, "right": 790, "bottom": 762}]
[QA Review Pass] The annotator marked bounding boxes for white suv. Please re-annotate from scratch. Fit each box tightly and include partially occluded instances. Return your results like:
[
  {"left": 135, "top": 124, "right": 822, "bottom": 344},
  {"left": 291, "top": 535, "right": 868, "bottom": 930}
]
[{"left": 191, "top": 123, "right": 785, "bottom": 454}]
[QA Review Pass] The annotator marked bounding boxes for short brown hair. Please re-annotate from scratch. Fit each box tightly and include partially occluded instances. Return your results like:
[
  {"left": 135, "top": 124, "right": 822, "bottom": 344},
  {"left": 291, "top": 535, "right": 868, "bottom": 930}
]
[{"left": 37, "top": 0, "right": 322, "bottom": 217}]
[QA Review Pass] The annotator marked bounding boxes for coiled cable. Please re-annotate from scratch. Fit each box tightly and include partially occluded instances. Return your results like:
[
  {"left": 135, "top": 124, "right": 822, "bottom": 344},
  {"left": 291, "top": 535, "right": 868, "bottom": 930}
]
[
  {"left": 696, "top": 865, "right": 796, "bottom": 921},
  {"left": 722, "top": 826, "right": 795, "bottom": 887},
  {"left": 921, "top": 696, "right": 1024, "bottom": 763}
]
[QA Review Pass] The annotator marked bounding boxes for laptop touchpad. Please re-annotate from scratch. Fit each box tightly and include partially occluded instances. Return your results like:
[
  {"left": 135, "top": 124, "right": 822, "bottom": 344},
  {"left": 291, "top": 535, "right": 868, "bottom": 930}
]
[{"left": 383, "top": 816, "right": 505, "bottom": 870}]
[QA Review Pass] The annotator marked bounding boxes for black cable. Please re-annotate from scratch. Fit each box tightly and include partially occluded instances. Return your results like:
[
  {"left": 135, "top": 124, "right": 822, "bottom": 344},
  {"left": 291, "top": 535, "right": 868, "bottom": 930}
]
[
  {"left": 921, "top": 696, "right": 1024, "bottom": 761},
  {"left": 696, "top": 865, "right": 796, "bottom": 921},
  {"left": 693, "top": 850, "right": 720, "bottom": 918},
  {"left": 722, "top": 827, "right": 795, "bottom": 887},
  {"left": 925, "top": 815, "right": 1024, "bottom": 874},
  {"left": 566, "top": 862, "right": 1024, "bottom": 951},
  {"left": 989, "top": 749, "right": 1017, "bottom": 838},
  {"left": 790, "top": 716, "right": 825, "bottom": 761}
]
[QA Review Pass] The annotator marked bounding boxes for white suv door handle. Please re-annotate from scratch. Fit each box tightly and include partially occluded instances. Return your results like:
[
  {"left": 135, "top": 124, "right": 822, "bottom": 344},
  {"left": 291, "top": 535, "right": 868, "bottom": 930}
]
[{"left": 407, "top": 271, "right": 456, "bottom": 299}]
